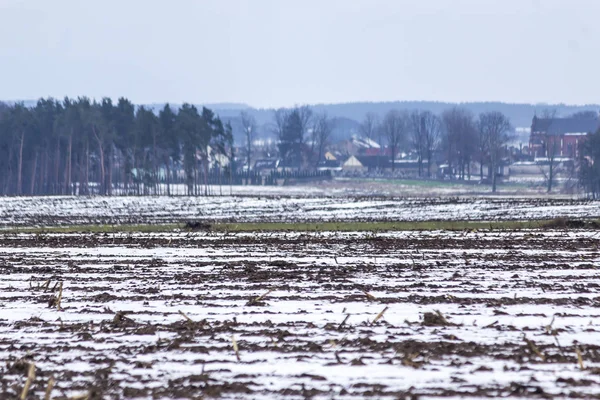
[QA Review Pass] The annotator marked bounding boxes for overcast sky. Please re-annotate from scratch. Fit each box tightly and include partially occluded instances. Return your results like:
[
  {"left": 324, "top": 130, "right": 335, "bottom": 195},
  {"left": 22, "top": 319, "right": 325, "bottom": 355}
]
[{"left": 0, "top": 0, "right": 598, "bottom": 108}]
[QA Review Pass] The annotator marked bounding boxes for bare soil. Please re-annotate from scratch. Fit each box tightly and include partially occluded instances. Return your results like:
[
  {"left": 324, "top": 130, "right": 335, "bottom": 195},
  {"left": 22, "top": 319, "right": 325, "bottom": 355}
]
[{"left": 1, "top": 229, "right": 600, "bottom": 398}]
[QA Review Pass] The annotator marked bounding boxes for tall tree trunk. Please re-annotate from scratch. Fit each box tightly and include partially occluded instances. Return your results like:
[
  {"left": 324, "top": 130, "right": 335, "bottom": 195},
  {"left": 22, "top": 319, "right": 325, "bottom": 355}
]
[
  {"left": 547, "top": 139, "right": 556, "bottom": 193},
  {"left": 194, "top": 162, "right": 198, "bottom": 196},
  {"left": 85, "top": 142, "right": 90, "bottom": 195},
  {"left": 229, "top": 150, "right": 233, "bottom": 195},
  {"left": 4, "top": 147, "right": 14, "bottom": 195},
  {"left": 479, "top": 159, "right": 483, "bottom": 180},
  {"left": 39, "top": 150, "right": 47, "bottom": 194},
  {"left": 133, "top": 147, "right": 139, "bottom": 195},
  {"left": 153, "top": 137, "right": 158, "bottom": 195},
  {"left": 219, "top": 164, "right": 222, "bottom": 196},
  {"left": 30, "top": 151, "right": 38, "bottom": 195},
  {"left": 122, "top": 150, "right": 129, "bottom": 194},
  {"left": 166, "top": 160, "right": 171, "bottom": 196},
  {"left": 246, "top": 134, "right": 251, "bottom": 185},
  {"left": 44, "top": 149, "right": 50, "bottom": 193},
  {"left": 426, "top": 150, "right": 432, "bottom": 178},
  {"left": 204, "top": 157, "right": 209, "bottom": 196},
  {"left": 67, "top": 135, "right": 72, "bottom": 194},
  {"left": 72, "top": 153, "right": 76, "bottom": 196},
  {"left": 122, "top": 152, "right": 127, "bottom": 195},
  {"left": 77, "top": 153, "right": 84, "bottom": 196},
  {"left": 491, "top": 153, "right": 497, "bottom": 193},
  {"left": 92, "top": 127, "right": 106, "bottom": 195},
  {"left": 547, "top": 161, "right": 554, "bottom": 193},
  {"left": 318, "top": 143, "right": 325, "bottom": 170},
  {"left": 65, "top": 134, "right": 72, "bottom": 195},
  {"left": 17, "top": 131, "right": 25, "bottom": 196},
  {"left": 54, "top": 139, "right": 60, "bottom": 194},
  {"left": 107, "top": 146, "right": 113, "bottom": 196}
]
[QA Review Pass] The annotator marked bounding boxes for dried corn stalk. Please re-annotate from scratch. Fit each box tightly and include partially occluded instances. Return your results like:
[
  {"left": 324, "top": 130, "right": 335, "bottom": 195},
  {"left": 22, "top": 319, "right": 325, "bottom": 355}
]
[{"left": 19, "top": 362, "right": 36, "bottom": 400}]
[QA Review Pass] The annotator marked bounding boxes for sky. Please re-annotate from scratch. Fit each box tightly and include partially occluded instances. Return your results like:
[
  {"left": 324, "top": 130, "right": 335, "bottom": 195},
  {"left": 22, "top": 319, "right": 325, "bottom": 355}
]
[{"left": 0, "top": 0, "right": 598, "bottom": 108}]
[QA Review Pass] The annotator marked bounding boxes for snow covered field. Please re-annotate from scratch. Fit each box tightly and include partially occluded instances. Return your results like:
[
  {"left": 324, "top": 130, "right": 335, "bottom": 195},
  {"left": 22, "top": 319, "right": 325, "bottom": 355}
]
[
  {"left": 0, "top": 195, "right": 598, "bottom": 226},
  {"left": 2, "top": 230, "right": 600, "bottom": 398}
]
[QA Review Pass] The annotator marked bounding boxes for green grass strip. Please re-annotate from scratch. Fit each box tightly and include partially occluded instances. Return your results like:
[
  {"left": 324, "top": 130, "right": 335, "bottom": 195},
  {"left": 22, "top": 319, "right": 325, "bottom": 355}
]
[{"left": 1, "top": 218, "right": 597, "bottom": 234}]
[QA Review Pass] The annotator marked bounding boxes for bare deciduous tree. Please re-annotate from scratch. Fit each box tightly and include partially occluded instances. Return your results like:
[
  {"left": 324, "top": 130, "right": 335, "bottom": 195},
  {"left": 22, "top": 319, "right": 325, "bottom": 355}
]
[
  {"left": 476, "top": 117, "right": 489, "bottom": 180},
  {"left": 410, "top": 111, "right": 426, "bottom": 176},
  {"left": 359, "top": 112, "right": 379, "bottom": 143},
  {"left": 272, "top": 108, "right": 287, "bottom": 139},
  {"left": 240, "top": 110, "right": 256, "bottom": 181},
  {"left": 410, "top": 110, "right": 442, "bottom": 177},
  {"left": 539, "top": 109, "right": 560, "bottom": 193},
  {"left": 272, "top": 108, "right": 288, "bottom": 162},
  {"left": 311, "top": 113, "right": 335, "bottom": 166},
  {"left": 381, "top": 110, "right": 408, "bottom": 172},
  {"left": 442, "top": 108, "right": 477, "bottom": 180},
  {"left": 422, "top": 112, "right": 442, "bottom": 178},
  {"left": 478, "top": 111, "right": 512, "bottom": 192}
]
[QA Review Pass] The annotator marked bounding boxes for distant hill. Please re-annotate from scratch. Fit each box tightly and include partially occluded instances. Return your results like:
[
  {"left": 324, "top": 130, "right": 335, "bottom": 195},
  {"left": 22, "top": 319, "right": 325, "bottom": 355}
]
[
  {"left": 5, "top": 99, "right": 600, "bottom": 145},
  {"left": 203, "top": 101, "right": 600, "bottom": 145},
  {"left": 145, "top": 102, "right": 251, "bottom": 113},
  {"left": 209, "top": 101, "right": 600, "bottom": 129},
  {"left": 7, "top": 99, "right": 599, "bottom": 127}
]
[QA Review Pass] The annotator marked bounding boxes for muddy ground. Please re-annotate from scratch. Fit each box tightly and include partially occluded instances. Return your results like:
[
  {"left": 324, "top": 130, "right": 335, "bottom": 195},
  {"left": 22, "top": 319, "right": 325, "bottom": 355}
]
[
  {"left": 1, "top": 229, "right": 600, "bottom": 399},
  {"left": 0, "top": 196, "right": 598, "bottom": 226}
]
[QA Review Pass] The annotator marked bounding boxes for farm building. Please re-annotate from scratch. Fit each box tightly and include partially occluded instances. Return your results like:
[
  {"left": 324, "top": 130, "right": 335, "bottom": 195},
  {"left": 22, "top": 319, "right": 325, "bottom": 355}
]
[{"left": 529, "top": 116, "right": 599, "bottom": 158}]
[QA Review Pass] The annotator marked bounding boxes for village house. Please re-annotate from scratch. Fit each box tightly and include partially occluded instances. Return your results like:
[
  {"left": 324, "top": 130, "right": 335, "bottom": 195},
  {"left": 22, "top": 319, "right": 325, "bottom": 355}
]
[
  {"left": 335, "top": 135, "right": 382, "bottom": 157},
  {"left": 529, "top": 116, "right": 599, "bottom": 159}
]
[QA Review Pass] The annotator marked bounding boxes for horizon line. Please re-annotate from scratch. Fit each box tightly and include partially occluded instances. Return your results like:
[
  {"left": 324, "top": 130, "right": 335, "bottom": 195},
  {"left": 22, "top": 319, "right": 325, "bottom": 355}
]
[{"left": 3, "top": 98, "right": 600, "bottom": 110}]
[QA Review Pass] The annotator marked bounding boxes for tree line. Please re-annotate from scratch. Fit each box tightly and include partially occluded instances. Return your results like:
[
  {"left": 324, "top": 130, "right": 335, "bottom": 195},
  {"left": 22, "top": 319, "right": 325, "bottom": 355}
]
[
  {"left": 362, "top": 109, "right": 514, "bottom": 192},
  {"left": 215, "top": 101, "right": 600, "bottom": 130},
  {"left": 0, "top": 98, "right": 233, "bottom": 196},
  {"left": 239, "top": 106, "right": 335, "bottom": 173},
  {"left": 358, "top": 108, "right": 598, "bottom": 194},
  {"left": 1, "top": 98, "right": 596, "bottom": 196},
  {"left": 579, "top": 128, "right": 600, "bottom": 198},
  {"left": 259, "top": 106, "right": 513, "bottom": 192}
]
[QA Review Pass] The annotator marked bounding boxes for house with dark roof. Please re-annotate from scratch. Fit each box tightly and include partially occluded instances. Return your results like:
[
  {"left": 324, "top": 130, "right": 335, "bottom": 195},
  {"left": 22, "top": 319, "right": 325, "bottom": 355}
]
[{"left": 530, "top": 116, "right": 599, "bottom": 158}]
